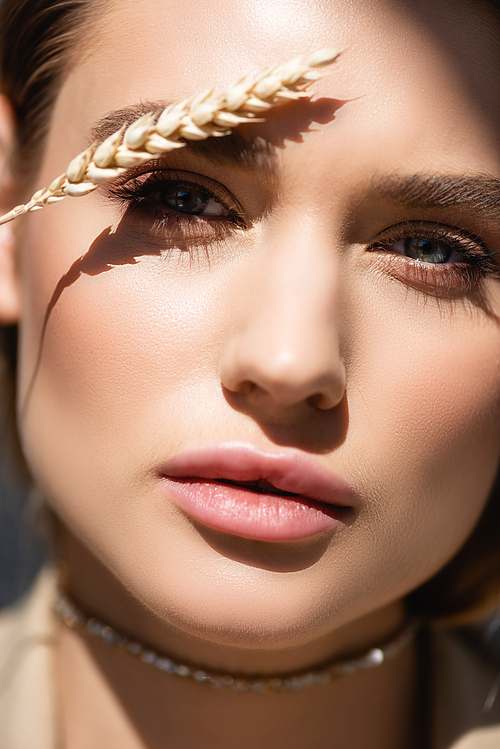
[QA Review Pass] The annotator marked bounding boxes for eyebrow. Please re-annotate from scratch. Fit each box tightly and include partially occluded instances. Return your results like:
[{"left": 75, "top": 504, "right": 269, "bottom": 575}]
[
  {"left": 371, "top": 173, "right": 500, "bottom": 217},
  {"left": 91, "top": 107, "right": 500, "bottom": 215},
  {"left": 90, "top": 101, "right": 277, "bottom": 173}
]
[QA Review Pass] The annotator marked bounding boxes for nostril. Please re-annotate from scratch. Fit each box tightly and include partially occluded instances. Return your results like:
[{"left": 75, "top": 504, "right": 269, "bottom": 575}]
[
  {"left": 219, "top": 322, "right": 346, "bottom": 413},
  {"left": 309, "top": 391, "right": 338, "bottom": 411}
]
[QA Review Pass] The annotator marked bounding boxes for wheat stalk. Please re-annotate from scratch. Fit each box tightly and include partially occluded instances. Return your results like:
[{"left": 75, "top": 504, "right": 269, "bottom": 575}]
[{"left": 0, "top": 48, "right": 340, "bottom": 226}]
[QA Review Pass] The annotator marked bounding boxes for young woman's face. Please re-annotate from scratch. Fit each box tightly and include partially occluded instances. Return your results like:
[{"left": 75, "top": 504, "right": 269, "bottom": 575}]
[{"left": 10, "top": 0, "right": 500, "bottom": 654}]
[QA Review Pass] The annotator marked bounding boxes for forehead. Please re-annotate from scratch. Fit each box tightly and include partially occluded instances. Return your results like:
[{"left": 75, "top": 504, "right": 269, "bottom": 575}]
[{"left": 43, "top": 0, "right": 500, "bottom": 185}]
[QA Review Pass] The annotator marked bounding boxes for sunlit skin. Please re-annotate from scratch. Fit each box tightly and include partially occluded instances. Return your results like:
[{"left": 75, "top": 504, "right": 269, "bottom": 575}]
[{"left": 1, "top": 0, "right": 500, "bottom": 746}]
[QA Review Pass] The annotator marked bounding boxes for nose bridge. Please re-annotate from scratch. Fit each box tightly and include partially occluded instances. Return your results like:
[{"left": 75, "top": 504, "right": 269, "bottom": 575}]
[
  {"left": 258, "top": 218, "right": 341, "bottom": 348},
  {"left": 219, "top": 215, "right": 346, "bottom": 411}
]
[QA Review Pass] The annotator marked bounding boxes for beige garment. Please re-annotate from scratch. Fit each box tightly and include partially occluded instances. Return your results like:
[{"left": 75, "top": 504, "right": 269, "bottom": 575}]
[
  {"left": 1, "top": 570, "right": 500, "bottom": 749},
  {"left": 0, "top": 569, "right": 58, "bottom": 749}
]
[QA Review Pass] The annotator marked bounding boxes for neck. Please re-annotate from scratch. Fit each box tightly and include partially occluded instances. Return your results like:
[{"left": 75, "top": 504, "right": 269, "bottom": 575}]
[
  {"left": 56, "top": 531, "right": 420, "bottom": 749},
  {"left": 56, "top": 618, "right": 419, "bottom": 749}
]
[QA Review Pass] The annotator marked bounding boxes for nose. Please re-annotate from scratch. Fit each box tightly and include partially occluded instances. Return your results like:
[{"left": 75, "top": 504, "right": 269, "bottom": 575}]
[{"left": 219, "top": 221, "right": 346, "bottom": 418}]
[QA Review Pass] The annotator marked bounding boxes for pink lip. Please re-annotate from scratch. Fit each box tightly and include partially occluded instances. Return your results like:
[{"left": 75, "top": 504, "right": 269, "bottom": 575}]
[{"left": 160, "top": 444, "right": 355, "bottom": 542}]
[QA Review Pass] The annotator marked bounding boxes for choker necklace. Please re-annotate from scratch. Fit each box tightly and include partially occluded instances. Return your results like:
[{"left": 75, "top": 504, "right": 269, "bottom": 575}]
[{"left": 54, "top": 589, "right": 418, "bottom": 694}]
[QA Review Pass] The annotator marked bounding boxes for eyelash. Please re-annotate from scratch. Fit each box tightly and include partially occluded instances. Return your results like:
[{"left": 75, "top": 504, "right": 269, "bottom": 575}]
[
  {"left": 367, "top": 221, "right": 499, "bottom": 294},
  {"left": 110, "top": 172, "right": 499, "bottom": 294},
  {"left": 110, "top": 170, "right": 246, "bottom": 246}
]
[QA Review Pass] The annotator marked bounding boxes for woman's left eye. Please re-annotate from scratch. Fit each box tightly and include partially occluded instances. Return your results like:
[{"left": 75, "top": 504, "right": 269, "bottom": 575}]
[
  {"left": 392, "top": 236, "right": 462, "bottom": 264},
  {"left": 368, "top": 221, "right": 499, "bottom": 293}
]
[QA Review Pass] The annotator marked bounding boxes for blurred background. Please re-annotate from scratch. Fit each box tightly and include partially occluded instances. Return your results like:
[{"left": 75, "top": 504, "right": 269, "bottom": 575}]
[{"left": 0, "top": 449, "right": 45, "bottom": 608}]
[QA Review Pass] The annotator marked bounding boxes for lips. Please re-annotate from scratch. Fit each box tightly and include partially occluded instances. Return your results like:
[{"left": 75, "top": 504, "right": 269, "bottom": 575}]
[{"left": 160, "top": 444, "right": 355, "bottom": 542}]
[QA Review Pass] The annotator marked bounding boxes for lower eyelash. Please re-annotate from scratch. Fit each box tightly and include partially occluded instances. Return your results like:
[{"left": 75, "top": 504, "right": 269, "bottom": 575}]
[
  {"left": 109, "top": 170, "right": 246, "bottom": 247},
  {"left": 367, "top": 253, "right": 471, "bottom": 298},
  {"left": 371, "top": 250, "right": 498, "bottom": 295},
  {"left": 368, "top": 222, "right": 500, "bottom": 294},
  {"left": 128, "top": 204, "right": 242, "bottom": 247},
  {"left": 392, "top": 255, "right": 488, "bottom": 292}
]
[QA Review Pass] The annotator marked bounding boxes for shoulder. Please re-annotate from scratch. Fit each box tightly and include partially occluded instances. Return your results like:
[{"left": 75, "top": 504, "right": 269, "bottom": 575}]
[
  {"left": 0, "top": 567, "right": 55, "bottom": 652},
  {"left": 430, "top": 625, "right": 500, "bottom": 749},
  {"left": 0, "top": 568, "right": 58, "bottom": 749}
]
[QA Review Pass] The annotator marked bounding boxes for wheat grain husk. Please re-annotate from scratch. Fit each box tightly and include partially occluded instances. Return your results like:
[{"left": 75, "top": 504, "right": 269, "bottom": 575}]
[{"left": 0, "top": 48, "right": 340, "bottom": 226}]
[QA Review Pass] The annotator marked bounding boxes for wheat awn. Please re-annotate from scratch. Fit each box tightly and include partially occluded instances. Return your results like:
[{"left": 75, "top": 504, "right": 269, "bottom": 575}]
[{"left": 0, "top": 47, "right": 340, "bottom": 226}]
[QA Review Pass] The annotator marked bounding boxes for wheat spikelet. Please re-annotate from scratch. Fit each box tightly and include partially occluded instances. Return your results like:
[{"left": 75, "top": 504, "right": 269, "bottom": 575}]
[{"left": 0, "top": 48, "right": 340, "bottom": 226}]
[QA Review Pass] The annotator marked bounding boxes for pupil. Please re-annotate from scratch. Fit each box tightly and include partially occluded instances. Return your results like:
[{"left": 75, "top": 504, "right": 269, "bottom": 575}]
[
  {"left": 165, "top": 187, "right": 207, "bottom": 214},
  {"left": 404, "top": 237, "right": 452, "bottom": 264}
]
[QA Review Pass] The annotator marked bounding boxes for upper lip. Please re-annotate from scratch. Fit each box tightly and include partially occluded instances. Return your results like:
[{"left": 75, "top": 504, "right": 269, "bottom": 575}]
[{"left": 161, "top": 443, "right": 355, "bottom": 507}]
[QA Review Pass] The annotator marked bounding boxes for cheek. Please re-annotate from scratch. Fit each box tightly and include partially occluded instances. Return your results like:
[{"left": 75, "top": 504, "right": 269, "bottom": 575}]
[
  {"left": 342, "top": 287, "right": 500, "bottom": 596},
  {"left": 15, "top": 210, "right": 500, "bottom": 642},
  {"left": 17, "top": 229, "right": 232, "bottom": 506}
]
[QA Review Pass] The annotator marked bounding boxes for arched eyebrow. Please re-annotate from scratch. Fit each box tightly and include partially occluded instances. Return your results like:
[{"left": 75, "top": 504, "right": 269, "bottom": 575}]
[
  {"left": 92, "top": 109, "right": 500, "bottom": 217},
  {"left": 372, "top": 174, "right": 500, "bottom": 217},
  {"left": 90, "top": 102, "right": 277, "bottom": 173}
]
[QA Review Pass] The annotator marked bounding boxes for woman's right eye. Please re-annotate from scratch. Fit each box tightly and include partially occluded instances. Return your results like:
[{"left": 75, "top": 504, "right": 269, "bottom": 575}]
[
  {"left": 108, "top": 169, "right": 247, "bottom": 246},
  {"left": 109, "top": 169, "right": 248, "bottom": 241},
  {"left": 148, "top": 183, "right": 229, "bottom": 217},
  {"left": 111, "top": 171, "right": 242, "bottom": 221}
]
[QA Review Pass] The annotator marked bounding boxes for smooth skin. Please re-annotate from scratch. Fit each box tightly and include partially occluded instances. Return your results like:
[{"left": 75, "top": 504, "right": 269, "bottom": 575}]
[{"left": 1, "top": 0, "right": 500, "bottom": 746}]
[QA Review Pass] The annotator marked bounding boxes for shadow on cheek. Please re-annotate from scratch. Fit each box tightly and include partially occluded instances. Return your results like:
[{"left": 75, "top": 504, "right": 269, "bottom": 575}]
[
  {"left": 20, "top": 222, "right": 167, "bottom": 420},
  {"left": 19, "top": 94, "right": 352, "bottom": 421}
]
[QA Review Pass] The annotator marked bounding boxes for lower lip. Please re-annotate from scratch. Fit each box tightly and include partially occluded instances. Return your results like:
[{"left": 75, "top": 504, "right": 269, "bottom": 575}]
[{"left": 162, "top": 478, "right": 348, "bottom": 542}]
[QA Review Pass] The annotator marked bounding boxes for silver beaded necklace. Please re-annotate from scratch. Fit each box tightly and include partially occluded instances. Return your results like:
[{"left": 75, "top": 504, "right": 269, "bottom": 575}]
[{"left": 54, "top": 589, "right": 418, "bottom": 694}]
